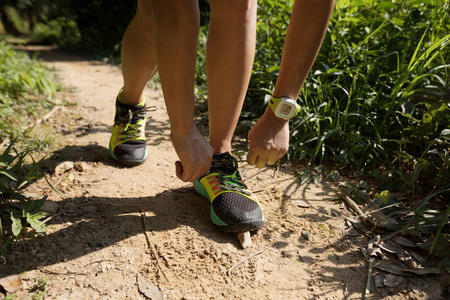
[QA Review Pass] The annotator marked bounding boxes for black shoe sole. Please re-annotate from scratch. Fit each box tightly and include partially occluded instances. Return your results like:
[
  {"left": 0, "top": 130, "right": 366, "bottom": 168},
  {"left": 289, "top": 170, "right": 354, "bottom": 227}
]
[{"left": 216, "top": 220, "right": 265, "bottom": 233}]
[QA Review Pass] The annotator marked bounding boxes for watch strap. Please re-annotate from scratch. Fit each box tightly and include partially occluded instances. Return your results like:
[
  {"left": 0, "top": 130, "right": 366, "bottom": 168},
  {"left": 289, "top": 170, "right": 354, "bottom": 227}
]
[
  {"left": 268, "top": 96, "right": 300, "bottom": 118},
  {"left": 268, "top": 96, "right": 282, "bottom": 113}
]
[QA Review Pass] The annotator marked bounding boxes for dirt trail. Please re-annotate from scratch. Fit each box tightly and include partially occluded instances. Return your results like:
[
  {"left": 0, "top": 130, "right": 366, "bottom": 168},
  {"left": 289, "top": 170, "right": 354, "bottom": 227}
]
[{"left": 2, "top": 51, "right": 433, "bottom": 299}]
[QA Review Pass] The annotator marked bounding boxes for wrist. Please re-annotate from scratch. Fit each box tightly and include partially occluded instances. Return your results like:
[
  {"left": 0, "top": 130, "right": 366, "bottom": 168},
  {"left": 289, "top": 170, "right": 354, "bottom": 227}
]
[
  {"left": 170, "top": 121, "right": 196, "bottom": 136},
  {"left": 264, "top": 106, "right": 290, "bottom": 124}
]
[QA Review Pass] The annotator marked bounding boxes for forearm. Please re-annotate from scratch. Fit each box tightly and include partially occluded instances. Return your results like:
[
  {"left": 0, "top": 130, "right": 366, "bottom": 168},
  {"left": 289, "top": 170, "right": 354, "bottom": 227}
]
[{"left": 273, "top": 0, "right": 335, "bottom": 99}]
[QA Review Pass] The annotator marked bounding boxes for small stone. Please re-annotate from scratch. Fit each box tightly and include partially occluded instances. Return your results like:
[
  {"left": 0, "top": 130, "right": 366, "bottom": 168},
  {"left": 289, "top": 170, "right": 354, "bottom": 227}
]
[
  {"left": 54, "top": 161, "right": 74, "bottom": 175},
  {"left": 238, "top": 231, "right": 252, "bottom": 249},
  {"left": 83, "top": 205, "right": 97, "bottom": 213},
  {"left": 74, "top": 162, "right": 92, "bottom": 172},
  {"left": 302, "top": 231, "right": 311, "bottom": 241},
  {"left": 41, "top": 201, "right": 60, "bottom": 214}
]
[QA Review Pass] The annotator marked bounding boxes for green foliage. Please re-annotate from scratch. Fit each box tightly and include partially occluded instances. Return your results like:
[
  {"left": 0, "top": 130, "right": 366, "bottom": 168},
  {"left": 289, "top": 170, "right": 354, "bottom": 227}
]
[
  {"left": 2, "top": 5, "right": 30, "bottom": 34},
  {"left": 240, "top": 0, "right": 450, "bottom": 187},
  {"left": 0, "top": 40, "right": 56, "bottom": 148},
  {"left": 32, "top": 17, "right": 81, "bottom": 49},
  {"left": 0, "top": 140, "right": 49, "bottom": 255},
  {"left": 0, "top": 40, "right": 54, "bottom": 99},
  {"left": 375, "top": 187, "right": 450, "bottom": 257}
]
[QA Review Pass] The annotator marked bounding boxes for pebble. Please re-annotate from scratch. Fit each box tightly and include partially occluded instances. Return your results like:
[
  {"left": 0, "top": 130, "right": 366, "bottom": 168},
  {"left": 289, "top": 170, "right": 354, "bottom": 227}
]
[
  {"left": 41, "top": 201, "right": 60, "bottom": 214},
  {"left": 302, "top": 231, "right": 311, "bottom": 241},
  {"left": 83, "top": 205, "right": 97, "bottom": 213},
  {"left": 238, "top": 231, "right": 252, "bottom": 249},
  {"left": 54, "top": 161, "right": 74, "bottom": 175}
]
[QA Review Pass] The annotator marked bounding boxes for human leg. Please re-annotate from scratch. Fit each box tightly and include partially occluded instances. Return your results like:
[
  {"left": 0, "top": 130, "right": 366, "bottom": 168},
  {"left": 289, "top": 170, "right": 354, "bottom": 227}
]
[
  {"left": 194, "top": 0, "right": 264, "bottom": 232},
  {"left": 109, "top": 0, "right": 157, "bottom": 165},
  {"left": 206, "top": 0, "right": 257, "bottom": 155},
  {"left": 120, "top": 0, "right": 157, "bottom": 105}
]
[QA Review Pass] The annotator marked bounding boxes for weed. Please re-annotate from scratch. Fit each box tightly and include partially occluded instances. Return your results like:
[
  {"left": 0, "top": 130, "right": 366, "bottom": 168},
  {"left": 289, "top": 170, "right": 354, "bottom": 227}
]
[
  {"left": 0, "top": 39, "right": 57, "bottom": 151},
  {"left": 0, "top": 140, "right": 49, "bottom": 254}
]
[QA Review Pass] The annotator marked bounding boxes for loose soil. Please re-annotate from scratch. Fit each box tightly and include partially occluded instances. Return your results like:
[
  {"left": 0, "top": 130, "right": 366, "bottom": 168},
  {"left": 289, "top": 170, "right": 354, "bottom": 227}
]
[{"left": 1, "top": 50, "right": 445, "bottom": 299}]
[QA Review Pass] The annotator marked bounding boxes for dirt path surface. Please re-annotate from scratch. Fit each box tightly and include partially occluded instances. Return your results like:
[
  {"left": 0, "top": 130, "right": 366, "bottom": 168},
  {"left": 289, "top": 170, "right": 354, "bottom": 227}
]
[{"left": 2, "top": 52, "right": 439, "bottom": 299}]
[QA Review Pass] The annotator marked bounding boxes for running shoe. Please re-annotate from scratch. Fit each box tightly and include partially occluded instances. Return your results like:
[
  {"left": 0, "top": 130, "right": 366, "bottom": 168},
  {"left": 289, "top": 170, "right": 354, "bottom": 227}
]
[
  {"left": 194, "top": 153, "right": 265, "bottom": 232},
  {"left": 109, "top": 90, "right": 147, "bottom": 166}
]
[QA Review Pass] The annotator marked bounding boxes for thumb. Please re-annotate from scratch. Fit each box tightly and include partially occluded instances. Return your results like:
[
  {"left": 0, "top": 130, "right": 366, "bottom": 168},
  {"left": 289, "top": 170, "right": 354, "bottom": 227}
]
[{"left": 175, "top": 160, "right": 183, "bottom": 179}]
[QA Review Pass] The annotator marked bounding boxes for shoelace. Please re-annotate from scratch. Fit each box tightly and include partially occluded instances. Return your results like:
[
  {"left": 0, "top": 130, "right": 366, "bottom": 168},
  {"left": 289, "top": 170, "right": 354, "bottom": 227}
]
[
  {"left": 209, "top": 156, "right": 251, "bottom": 195},
  {"left": 116, "top": 105, "right": 156, "bottom": 133}
]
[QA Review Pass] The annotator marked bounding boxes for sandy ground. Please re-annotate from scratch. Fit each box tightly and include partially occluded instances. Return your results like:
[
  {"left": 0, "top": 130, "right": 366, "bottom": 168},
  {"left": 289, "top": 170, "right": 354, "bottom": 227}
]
[{"left": 1, "top": 51, "right": 444, "bottom": 299}]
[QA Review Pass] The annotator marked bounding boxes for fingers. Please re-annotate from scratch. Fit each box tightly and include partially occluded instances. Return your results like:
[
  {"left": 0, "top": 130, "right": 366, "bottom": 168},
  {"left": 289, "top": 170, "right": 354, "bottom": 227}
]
[
  {"left": 249, "top": 152, "right": 278, "bottom": 169},
  {"left": 266, "top": 154, "right": 279, "bottom": 166},
  {"left": 175, "top": 151, "right": 213, "bottom": 182},
  {"left": 175, "top": 160, "right": 183, "bottom": 179},
  {"left": 255, "top": 156, "right": 268, "bottom": 169},
  {"left": 246, "top": 147, "right": 257, "bottom": 166}
]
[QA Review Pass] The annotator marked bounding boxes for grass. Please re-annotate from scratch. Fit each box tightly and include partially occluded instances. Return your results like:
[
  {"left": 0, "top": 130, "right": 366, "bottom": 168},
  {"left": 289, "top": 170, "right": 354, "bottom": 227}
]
[
  {"left": 0, "top": 38, "right": 58, "bottom": 151},
  {"left": 195, "top": 0, "right": 449, "bottom": 256},
  {"left": 0, "top": 38, "right": 58, "bottom": 254}
]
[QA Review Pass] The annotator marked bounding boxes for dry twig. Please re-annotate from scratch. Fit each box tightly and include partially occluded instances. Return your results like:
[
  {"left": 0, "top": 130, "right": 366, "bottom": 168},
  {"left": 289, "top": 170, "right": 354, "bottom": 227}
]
[
  {"left": 141, "top": 210, "right": 170, "bottom": 282},
  {"left": 344, "top": 276, "right": 353, "bottom": 299},
  {"left": 342, "top": 195, "right": 367, "bottom": 221},
  {"left": 227, "top": 249, "right": 265, "bottom": 276},
  {"left": 37, "top": 266, "right": 89, "bottom": 276},
  {"left": 24, "top": 105, "right": 62, "bottom": 131},
  {"left": 363, "top": 258, "right": 375, "bottom": 300}
]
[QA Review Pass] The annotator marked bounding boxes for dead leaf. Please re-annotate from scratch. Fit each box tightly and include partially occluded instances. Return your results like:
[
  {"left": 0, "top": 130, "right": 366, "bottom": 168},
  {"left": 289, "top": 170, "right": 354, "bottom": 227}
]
[
  {"left": 396, "top": 237, "right": 416, "bottom": 248},
  {"left": 410, "top": 251, "right": 426, "bottom": 265},
  {"left": 374, "top": 260, "right": 440, "bottom": 276},
  {"left": 374, "top": 274, "right": 385, "bottom": 288},
  {"left": 360, "top": 246, "right": 369, "bottom": 259},
  {"left": 383, "top": 274, "right": 403, "bottom": 287},
  {"left": 137, "top": 274, "right": 163, "bottom": 300},
  {"left": 367, "top": 235, "right": 382, "bottom": 257},
  {"left": 378, "top": 241, "right": 397, "bottom": 254},
  {"left": 0, "top": 275, "right": 22, "bottom": 293},
  {"left": 290, "top": 199, "right": 310, "bottom": 208}
]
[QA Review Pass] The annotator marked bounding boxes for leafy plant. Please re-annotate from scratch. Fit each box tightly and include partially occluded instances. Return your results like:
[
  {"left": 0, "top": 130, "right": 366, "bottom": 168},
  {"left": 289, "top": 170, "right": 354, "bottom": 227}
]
[
  {"left": 0, "top": 140, "right": 49, "bottom": 255},
  {"left": 31, "top": 17, "right": 81, "bottom": 49},
  {"left": 0, "top": 39, "right": 56, "bottom": 149},
  {"left": 239, "top": 0, "right": 450, "bottom": 188}
]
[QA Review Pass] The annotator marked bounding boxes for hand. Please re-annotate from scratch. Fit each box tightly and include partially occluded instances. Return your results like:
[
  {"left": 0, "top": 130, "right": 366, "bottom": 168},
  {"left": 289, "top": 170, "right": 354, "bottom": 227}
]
[
  {"left": 247, "top": 108, "right": 290, "bottom": 168},
  {"left": 171, "top": 125, "right": 214, "bottom": 182}
]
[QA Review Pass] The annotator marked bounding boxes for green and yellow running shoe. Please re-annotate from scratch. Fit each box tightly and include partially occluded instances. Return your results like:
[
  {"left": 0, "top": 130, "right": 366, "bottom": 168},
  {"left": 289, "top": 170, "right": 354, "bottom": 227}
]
[
  {"left": 109, "top": 90, "right": 147, "bottom": 166},
  {"left": 194, "top": 153, "right": 265, "bottom": 233}
]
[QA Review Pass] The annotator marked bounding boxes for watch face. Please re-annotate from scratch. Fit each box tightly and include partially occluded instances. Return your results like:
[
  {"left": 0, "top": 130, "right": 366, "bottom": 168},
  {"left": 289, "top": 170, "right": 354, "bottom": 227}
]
[{"left": 280, "top": 103, "right": 293, "bottom": 116}]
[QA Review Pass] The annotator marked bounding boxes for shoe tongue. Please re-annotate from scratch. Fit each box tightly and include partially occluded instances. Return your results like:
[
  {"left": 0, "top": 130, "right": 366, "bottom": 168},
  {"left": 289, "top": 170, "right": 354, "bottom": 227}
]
[
  {"left": 210, "top": 153, "right": 237, "bottom": 175},
  {"left": 117, "top": 99, "right": 146, "bottom": 110}
]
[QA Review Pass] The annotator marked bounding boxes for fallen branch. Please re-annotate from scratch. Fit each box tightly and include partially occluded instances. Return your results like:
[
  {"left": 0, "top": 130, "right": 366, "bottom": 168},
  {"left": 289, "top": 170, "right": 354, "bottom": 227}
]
[
  {"left": 141, "top": 210, "right": 170, "bottom": 282},
  {"left": 37, "top": 266, "right": 88, "bottom": 276},
  {"left": 344, "top": 276, "right": 353, "bottom": 300},
  {"left": 342, "top": 195, "right": 367, "bottom": 221},
  {"left": 227, "top": 249, "right": 265, "bottom": 276},
  {"left": 363, "top": 258, "right": 375, "bottom": 300},
  {"left": 24, "top": 105, "right": 62, "bottom": 131}
]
